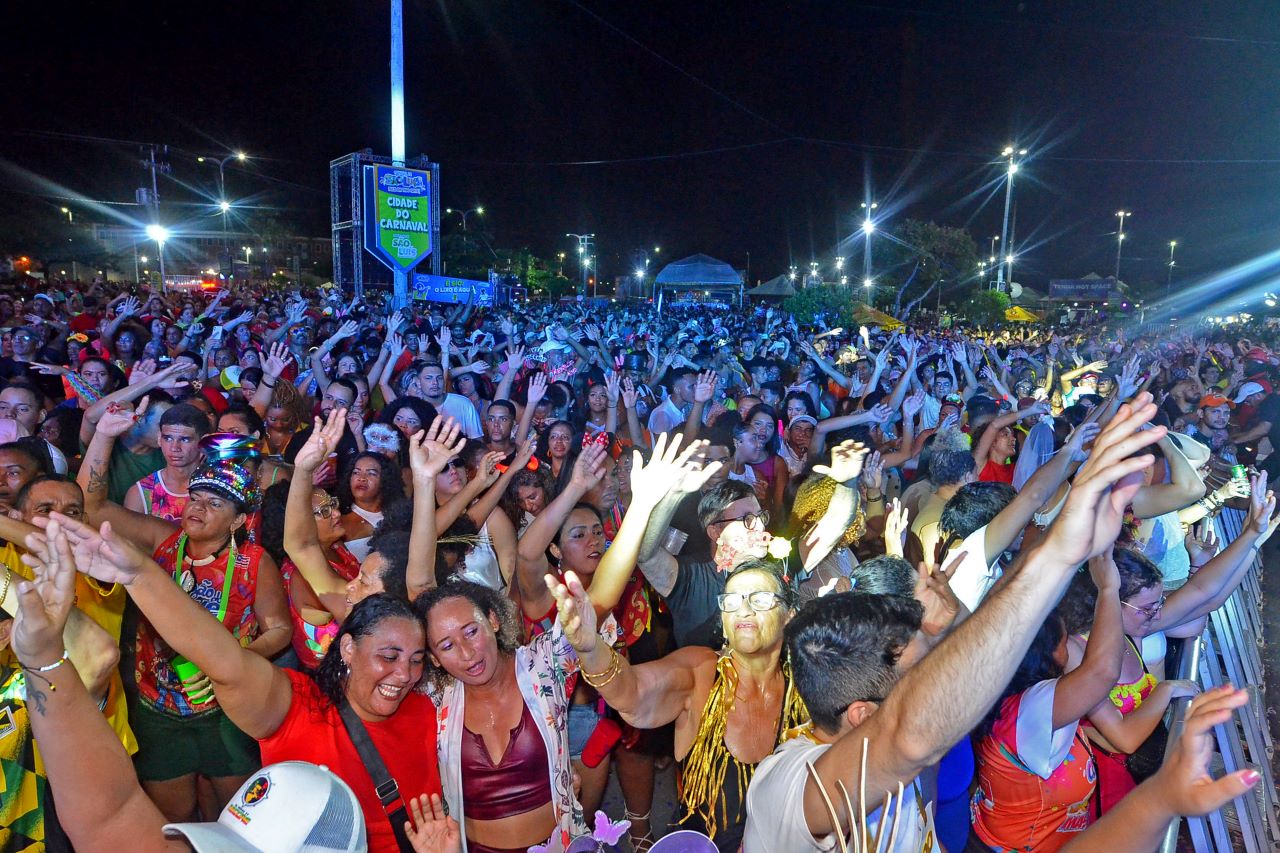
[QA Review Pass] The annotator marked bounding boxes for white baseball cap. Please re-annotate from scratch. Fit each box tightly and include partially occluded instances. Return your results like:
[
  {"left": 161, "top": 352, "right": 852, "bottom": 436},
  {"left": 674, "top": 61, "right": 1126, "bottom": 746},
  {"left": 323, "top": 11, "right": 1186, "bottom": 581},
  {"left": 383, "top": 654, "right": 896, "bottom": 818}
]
[
  {"left": 1234, "top": 381, "right": 1265, "bottom": 404},
  {"left": 163, "top": 761, "right": 366, "bottom": 852}
]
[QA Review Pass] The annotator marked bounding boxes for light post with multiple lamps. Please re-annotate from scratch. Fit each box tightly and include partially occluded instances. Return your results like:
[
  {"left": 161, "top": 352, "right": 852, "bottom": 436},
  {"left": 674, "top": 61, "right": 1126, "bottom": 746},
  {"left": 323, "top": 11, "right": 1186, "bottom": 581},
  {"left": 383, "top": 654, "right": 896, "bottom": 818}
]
[
  {"left": 996, "top": 147, "right": 1027, "bottom": 291},
  {"left": 1115, "top": 210, "right": 1132, "bottom": 280}
]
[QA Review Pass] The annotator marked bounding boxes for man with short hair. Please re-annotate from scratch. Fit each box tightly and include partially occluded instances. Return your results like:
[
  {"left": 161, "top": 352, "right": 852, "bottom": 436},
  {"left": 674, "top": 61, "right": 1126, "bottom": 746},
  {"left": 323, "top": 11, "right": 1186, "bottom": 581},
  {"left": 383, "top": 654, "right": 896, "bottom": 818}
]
[
  {"left": 415, "top": 360, "right": 482, "bottom": 438},
  {"left": 124, "top": 403, "right": 211, "bottom": 522},
  {"left": 647, "top": 368, "right": 695, "bottom": 435},
  {"left": 483, "top": 398, "right": 518, "bottom": 454}
]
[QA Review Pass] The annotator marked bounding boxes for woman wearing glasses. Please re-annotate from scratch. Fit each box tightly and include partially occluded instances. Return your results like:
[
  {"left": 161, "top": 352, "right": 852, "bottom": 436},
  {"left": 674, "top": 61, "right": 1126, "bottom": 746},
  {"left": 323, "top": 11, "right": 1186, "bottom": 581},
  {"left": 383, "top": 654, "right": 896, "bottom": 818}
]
[
  {"left": 547, "top": 558, "right": 807, "bottom": 852},
  {"left": 1055, "top": 473, "right": 1280, "bottom": 812},
  {"left": 259, "top": 479, "right": 362, "bottom": 669}
]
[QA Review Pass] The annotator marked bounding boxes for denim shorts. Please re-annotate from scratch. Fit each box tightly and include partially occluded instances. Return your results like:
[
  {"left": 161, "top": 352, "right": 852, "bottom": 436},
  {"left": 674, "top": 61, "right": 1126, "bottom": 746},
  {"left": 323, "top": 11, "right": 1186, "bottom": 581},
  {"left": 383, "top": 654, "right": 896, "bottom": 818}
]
[{"left": 567, "top": 702, "right": 601, "bottom": 759}]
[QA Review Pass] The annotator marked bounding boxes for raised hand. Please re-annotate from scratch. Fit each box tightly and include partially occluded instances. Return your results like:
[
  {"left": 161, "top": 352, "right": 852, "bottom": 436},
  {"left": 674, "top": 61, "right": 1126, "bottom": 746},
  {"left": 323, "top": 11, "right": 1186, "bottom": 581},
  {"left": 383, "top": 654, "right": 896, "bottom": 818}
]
[
  {"left": 915, "top": 550, "right": 965, "bottom": 636},
  {"left": 604, "top": 371, "right": 622, "bottom": 407},
  {"left": 1064, "top": 421, "right": 1102, "bottom": 461},
  {"left": 408, "top": 416, "right": 466, "bottom": 478},
  {"left": 569, "top": 443, "right": 608, "bottom": 492},
  {"left": 1143, "top": 685, "right": 1260, "bottom": 819},
  {"left": 295, "top": 408, "right": 347, "bottom": 472},
  {"left": 11, "top": 519, "right": 77, "bottom": 669},
  {"left": 506, "top": 344, "right": 526, "bottom": 373},
  {"left": 98, "top": 398, "right": 147, "bottom": 439},
  {"left": 29, "top": 362, "right": 67, "bottom": 377},
  {"left": 902, "top": 389, "right": 926, "bottom": 418},
  {"left": 386, "top": 310, "right": 405, "bottom": 337},
  {"left": 405, "top": 793, "right": 462, "bottom": 853},
  {"left": 128, "top": 358, "right": 158, "bottom": 386},
  {"left": 526, "top": 371, "right": 548, "bottom": 406},
  {"left": 546, "top": 571, "right": 600, "bottom": 654},
  {"left": 434, "top": 327, "right": 452, "bottom": 355},
  {"left": 1047, "top": 392, "right": 1164, "bottom": 565},
  {"left": 1243, "top": 471, "right": 1280, "bottom": 545},
  {"left": 36, "top": 515, "right": 148, "bottom": 587},
  {"left": 629, "top": 434, "right": 714, "bottom": 506},
  {"left": 1087, "top": 547, "right": 1121, "bottom": 594},
  {"left": 331, "top": 319, "right": 359, "bottom": 342},
  {"left": 263, "top": 341, "right": 290, "bottom": 378},
  {"left": 813, "top": 440, "right": 868, "bottom": 484},
  {"left": 621, "top": 376, "right": 638, "bottom": 410},
  {"left": 156, "top": 361, "right": 197, "bottom": 391},
  {"left": 883, "top": 497, "right": 909, "bottom": 558},
  {"left": 862, "top": 451, "right": 885, "bottom": 494},
  {"left": 693, "top": 370, "right": 718, "bottom": 404},
  {"left": 1185, "top": 521, "right": 1218, "bottom": 569}
]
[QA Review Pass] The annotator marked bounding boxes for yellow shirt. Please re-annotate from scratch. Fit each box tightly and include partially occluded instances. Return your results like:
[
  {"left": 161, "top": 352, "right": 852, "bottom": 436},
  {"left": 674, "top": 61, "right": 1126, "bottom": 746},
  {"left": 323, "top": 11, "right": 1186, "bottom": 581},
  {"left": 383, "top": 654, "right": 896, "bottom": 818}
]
[
  {"left": 0, "top": 543, "right": 136, "bottom": 757},
  {"left": 0, "top": 543, "right": 125, "bottom": 643}
]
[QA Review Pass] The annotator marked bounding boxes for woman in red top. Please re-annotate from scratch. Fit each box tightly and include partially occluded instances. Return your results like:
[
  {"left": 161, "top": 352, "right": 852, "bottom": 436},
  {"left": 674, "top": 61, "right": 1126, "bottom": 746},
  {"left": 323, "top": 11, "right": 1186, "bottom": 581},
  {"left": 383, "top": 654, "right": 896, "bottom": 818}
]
[
  {"left": 973, "top": 401, "right": 1049, "bottom": 484},
  {"left": 54, "top": 513, "right": 444, "bottom": 853}
]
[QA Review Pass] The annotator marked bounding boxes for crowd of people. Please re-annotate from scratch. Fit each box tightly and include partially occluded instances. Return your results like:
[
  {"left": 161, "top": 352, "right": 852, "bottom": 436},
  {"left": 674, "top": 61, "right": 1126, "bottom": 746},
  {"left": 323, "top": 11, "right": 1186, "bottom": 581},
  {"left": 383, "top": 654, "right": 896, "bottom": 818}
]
[{"left": 0, "top": 277, "right": 1270, "bottom": 852}]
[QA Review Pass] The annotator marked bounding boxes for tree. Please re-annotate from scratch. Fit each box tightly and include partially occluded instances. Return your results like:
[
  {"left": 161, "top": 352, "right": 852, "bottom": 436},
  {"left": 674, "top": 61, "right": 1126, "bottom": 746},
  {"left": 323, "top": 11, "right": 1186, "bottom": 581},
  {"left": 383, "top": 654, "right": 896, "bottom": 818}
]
[
  {"left": 876, "top": 220, "right": 980, "bottom": 319},
  {"left": 784, "top": 284, "right": 855, "bottom": 327},
  {"left": 963, "top": 288, "right": 1011, "bottom": 327}
]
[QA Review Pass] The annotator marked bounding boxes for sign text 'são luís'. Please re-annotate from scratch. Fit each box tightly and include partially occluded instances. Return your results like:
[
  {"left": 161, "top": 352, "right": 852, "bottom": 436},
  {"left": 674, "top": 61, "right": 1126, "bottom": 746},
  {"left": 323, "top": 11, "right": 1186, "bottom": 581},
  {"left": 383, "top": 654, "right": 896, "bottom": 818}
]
[{"left": 363, "top": 165, "right": 433, "bottom": 272}]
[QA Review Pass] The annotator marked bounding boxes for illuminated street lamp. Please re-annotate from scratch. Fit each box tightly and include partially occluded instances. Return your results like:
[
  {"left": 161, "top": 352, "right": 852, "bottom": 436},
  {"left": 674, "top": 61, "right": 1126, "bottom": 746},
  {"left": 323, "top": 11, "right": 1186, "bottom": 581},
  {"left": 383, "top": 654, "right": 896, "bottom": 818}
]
[
  {"left": 1115, "top": 210, "right": 1132, "bottom": 279},
  {"left": 1166, "top": 240, "right": 1178, "bottom": 297},
  {"left": 60, "top": 206, "right": 73, "bottom": 223},
  {"left": 198, "top": 151, "right": 247, "bottom": 251},
  {"left": 445, "top": 206, "right": 484, "bottom": 231},
  {"left": 145, "top": 224, "right": 170, "bottom": 291},
  {"left": 996, "top": 147, "right": 1027, "bottom": 290},
  {"left": 860, "top": 200, "right": 879, "bottom": 286}
]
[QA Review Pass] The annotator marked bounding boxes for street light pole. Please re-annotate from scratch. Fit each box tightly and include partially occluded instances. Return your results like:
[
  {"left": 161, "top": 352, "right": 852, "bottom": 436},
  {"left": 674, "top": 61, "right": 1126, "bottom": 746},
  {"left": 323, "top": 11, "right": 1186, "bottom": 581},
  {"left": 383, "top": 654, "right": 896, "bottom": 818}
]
[
  {"left": 1166, "top": 240, "right": 1177, "bottom": 298},
  {"left": 997, "top": 147, "right": 1027, "bottom": 291},
  {"left": 989, "top": 235, "right": 999, "bottom": 265},
  {"left": 566, "top": 233, "right": 595, "bottom": 297},
  {"left": 861, "top": 201, "right": 878, "bottom": 290},
  {"left": 1115, "top": 210, "right": 1132, "bottom": 280},
  {"left": 445, "top": 206, "right": 484, "bottom": 231},
  {"left": 198, "top": 153, "right": 246, "bottom": 257}
]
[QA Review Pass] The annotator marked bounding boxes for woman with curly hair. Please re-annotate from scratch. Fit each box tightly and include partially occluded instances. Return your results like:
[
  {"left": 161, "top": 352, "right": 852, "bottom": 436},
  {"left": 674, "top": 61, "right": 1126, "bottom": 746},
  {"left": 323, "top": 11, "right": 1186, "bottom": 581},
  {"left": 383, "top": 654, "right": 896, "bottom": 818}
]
[
  {"left": 418, "top": 579, "right": 592, "bottom": 853},
  {"left": 336, "top": 450, "right": 405, "bottom": 562}
]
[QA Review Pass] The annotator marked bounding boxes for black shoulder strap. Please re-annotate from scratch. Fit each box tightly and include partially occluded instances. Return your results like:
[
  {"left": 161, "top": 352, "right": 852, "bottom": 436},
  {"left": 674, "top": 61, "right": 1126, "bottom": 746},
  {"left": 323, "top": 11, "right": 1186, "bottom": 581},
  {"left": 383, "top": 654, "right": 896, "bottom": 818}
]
[{"left": 337, "top": 699, "right": 415, "bottom": 853}]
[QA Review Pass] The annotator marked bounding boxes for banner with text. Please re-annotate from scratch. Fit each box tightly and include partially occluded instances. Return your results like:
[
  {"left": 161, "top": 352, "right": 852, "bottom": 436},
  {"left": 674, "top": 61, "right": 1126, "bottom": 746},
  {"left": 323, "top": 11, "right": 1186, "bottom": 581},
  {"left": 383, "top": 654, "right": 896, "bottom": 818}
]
[
  {"left": 363, "top": 165, "right": 433, "bottom": 272},
  {"left": 412, "top": 274, "right": 493, "bottom": 305},
  {"left": 1048, "top": 277, "right": 1117, "bottom": 299}
]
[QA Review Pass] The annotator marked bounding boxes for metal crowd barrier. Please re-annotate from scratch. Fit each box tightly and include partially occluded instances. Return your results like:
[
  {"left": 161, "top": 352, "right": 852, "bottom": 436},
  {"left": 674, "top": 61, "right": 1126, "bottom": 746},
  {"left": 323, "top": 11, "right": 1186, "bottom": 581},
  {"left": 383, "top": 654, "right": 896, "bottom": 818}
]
[{"left": 1159, "top": 507, "right": 1280, "bottom": 852}]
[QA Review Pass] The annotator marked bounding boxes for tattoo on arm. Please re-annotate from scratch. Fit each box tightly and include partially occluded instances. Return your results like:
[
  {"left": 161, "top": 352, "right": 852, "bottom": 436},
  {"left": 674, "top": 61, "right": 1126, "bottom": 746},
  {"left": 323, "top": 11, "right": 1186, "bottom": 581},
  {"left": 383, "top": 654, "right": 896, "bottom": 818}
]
[
  {"left": 27, "top": 685, "right": 47, "bottom": 716},
  {"left": 86, "top": 465, "right": 107, "bottom": 496}
]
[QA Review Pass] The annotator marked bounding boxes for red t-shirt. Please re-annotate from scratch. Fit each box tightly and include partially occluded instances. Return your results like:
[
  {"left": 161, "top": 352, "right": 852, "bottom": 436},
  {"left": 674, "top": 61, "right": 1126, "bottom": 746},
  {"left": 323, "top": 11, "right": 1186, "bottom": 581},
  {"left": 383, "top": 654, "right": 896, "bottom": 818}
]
[
  {"left": 260, "top": 670, "right": 441, "bottom": 853},
  {"left": 979, "top": 458, "right": 1016, "bottom": 484}
]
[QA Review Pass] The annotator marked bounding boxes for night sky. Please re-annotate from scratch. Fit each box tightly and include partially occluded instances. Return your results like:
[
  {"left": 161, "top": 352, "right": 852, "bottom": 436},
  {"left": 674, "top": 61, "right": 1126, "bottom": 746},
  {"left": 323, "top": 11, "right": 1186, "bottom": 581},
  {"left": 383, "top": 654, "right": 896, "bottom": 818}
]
[{"left": 4, "top": 0, "right": 1280, "bottom": 295}]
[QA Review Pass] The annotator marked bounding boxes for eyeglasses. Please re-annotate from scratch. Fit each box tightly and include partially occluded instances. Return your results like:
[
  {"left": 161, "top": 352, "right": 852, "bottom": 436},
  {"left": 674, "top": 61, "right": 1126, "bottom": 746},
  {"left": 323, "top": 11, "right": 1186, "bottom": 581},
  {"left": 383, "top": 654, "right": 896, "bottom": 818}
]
[
  {"left": 443, "top": 458, "right": 466, "bottom": 471},
  {"left": 312, "top": 498, "right": 340, "bottom": 519},
  {"left": 713, "top": 510, "right": 769, "bottom": 530},
  {"left": 716, "top": 591, "right": 783, "bottom": 613},
  {"left": 1122, "top": 596, "right": 1167, "bottom": 617}
]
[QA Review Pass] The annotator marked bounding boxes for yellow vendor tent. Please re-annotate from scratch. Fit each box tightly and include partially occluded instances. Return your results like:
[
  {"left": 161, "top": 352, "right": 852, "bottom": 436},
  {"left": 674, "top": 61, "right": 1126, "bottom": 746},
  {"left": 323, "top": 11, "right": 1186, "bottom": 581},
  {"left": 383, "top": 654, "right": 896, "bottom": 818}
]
[
  {"left": 1004, "top": 305, "right": 1041, "bottom": 322},
  {"left": 853, "top": 303, "right": 905, "bottom": 329}
]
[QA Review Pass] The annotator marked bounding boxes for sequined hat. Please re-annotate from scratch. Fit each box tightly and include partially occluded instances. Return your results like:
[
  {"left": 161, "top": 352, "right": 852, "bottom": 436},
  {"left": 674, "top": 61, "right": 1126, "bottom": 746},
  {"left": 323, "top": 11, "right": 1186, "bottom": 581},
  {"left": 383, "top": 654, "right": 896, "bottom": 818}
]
[
  {"left": 199, "top": 433, "right": 264, "bottom": 465},
  {"left": 188, "top": 460, "right": 261, "bottom": 512}
]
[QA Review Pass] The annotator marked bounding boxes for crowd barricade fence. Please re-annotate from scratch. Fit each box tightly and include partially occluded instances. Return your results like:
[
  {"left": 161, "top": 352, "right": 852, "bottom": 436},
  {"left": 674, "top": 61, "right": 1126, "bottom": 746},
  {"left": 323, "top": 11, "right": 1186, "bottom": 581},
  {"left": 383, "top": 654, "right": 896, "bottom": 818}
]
[{"left": 1158, "top": 507, "right": 1279, "bottom": 852}]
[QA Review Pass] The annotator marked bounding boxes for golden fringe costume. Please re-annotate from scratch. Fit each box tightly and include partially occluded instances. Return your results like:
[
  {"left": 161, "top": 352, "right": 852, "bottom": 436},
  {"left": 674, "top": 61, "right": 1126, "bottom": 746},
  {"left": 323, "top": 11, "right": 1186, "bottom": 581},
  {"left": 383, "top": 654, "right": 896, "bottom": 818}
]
[{"left": 676, "top": 652, "right": 809, "bottom": 848}]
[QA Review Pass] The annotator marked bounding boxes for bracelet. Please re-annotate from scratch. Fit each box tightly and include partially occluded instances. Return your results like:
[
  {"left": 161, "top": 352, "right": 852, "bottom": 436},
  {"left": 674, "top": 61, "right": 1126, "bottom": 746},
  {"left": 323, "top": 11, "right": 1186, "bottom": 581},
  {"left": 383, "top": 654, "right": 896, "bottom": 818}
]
[
  {"left": 0, "top": 566, "right": 11, "bottom": 605},
  {"left": 580, "top": 647, "right": 622, "bottom": 689},
  {"left": 865, "top": 492, "right": 884, "bottom": 502},
  {"left": 27, "top": 650, "right": 70, "bottom": 673},
  {"left": 262, "top": 379, "right": 277, "bottom": 388},
  {"left": 20, "top": 649, "right": 71, "bottom": 693}
]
